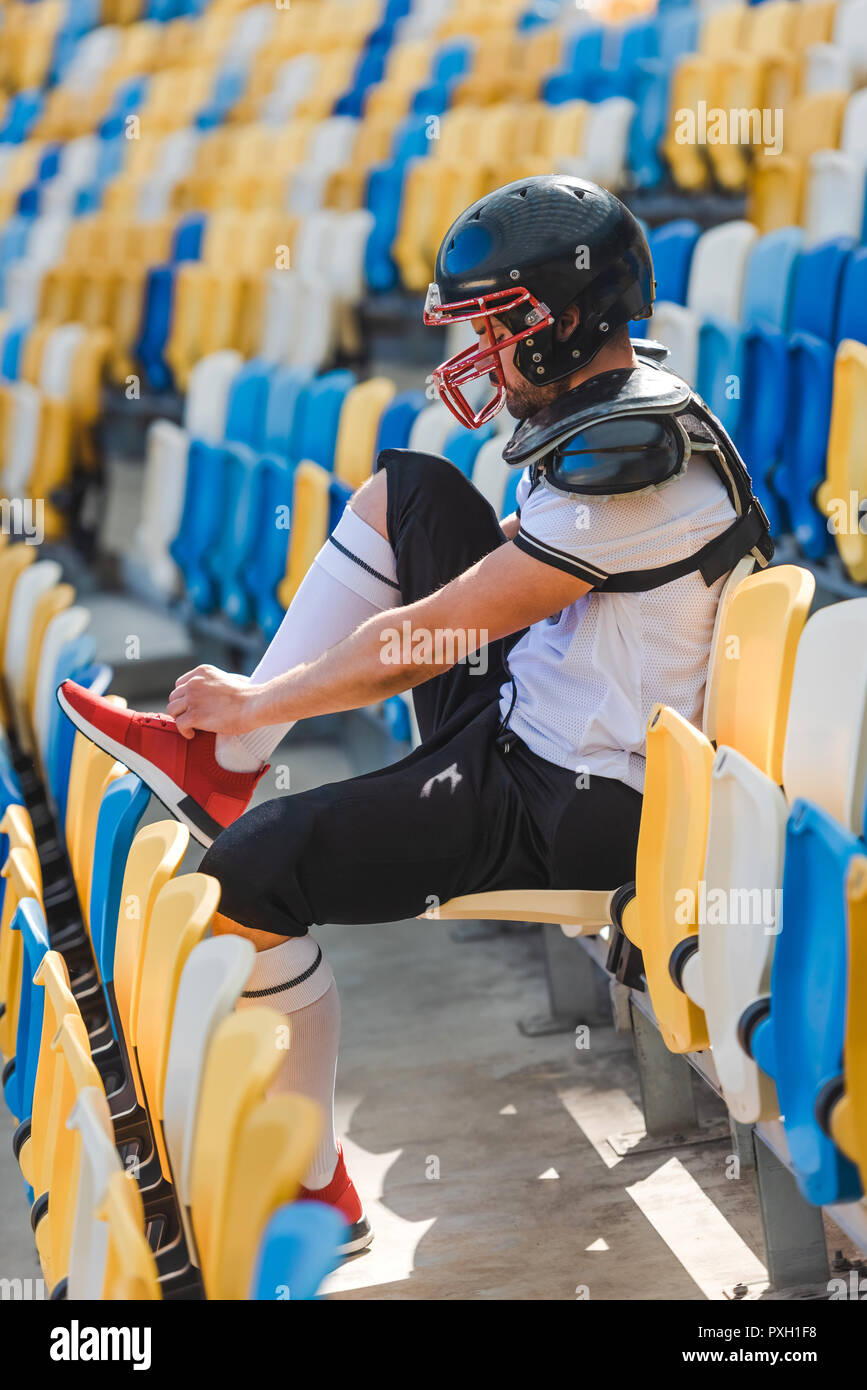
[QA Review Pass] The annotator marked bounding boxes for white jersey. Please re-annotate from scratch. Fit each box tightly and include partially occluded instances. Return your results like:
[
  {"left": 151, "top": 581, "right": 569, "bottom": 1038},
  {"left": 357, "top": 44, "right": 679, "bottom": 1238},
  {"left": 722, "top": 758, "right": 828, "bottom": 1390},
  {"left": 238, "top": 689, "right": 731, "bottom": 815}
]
[{"left": 498, "top": 458, "right": 737, "bottom": 793}]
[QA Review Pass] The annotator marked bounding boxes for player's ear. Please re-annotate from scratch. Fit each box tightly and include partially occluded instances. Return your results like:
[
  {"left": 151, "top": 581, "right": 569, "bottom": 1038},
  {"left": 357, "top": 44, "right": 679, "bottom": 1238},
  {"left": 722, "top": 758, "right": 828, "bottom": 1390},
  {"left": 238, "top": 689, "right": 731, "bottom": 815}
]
[{"left": 555, "top": 303, "right": 580, "bottom": 343}]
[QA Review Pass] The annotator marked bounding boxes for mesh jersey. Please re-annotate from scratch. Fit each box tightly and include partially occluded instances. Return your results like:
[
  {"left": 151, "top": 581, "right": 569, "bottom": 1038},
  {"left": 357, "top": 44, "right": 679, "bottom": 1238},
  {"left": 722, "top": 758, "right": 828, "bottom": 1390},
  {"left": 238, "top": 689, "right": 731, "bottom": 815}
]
[{"left": 499, "top": 455, "right": 737, "bottom": 792}]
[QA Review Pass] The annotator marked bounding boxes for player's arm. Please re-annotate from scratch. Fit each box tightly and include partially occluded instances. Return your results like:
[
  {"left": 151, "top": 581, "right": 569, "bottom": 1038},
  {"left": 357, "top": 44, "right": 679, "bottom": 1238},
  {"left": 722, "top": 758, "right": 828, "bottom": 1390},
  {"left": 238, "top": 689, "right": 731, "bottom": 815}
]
[{"left": 168, "top": 541, "right": 589, "bottom": 736}]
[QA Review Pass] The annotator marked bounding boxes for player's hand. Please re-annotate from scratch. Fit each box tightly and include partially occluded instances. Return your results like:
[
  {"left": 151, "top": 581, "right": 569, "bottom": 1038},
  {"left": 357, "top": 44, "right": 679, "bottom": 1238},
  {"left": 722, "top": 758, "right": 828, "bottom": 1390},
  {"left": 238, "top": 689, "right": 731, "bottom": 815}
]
[{"left": 167, "top": 665, "right": 259, "bottom": 739}]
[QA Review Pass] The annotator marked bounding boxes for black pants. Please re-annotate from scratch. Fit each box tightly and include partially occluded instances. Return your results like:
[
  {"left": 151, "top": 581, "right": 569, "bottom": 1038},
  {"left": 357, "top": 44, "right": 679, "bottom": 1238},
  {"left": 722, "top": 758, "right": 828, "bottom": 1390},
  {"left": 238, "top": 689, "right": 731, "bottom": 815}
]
[{"left": 201, "top": 451, "right": 643, "bottom": 937}]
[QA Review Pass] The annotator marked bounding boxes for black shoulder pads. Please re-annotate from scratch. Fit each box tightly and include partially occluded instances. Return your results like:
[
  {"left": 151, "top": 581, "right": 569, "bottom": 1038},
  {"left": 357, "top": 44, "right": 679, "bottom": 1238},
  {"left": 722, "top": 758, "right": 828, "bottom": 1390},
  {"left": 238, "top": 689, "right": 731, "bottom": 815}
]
[{"left": 546, "top": 413, "right": 688, "bottom": 495}]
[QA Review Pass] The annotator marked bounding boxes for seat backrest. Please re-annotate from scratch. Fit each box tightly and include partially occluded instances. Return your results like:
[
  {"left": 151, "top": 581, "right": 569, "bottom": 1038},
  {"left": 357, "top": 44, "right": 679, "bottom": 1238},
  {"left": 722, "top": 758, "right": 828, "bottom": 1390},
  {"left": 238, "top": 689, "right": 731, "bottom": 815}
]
[
  {"left": 98, "top": 1171, "right": 161, "bottom": 1301},
  {"left": 19, "top": 583, "right": 75, "bottom": 749},
  {"left": 44, "top": 1013, "right": 106, "bottom": 1289},
  {"left": 741, "top": 226, "right": 804, "bottom": 332},
  {"left": 251, "top": 1201, "right": 347, "bottom": 1302},
  {"left": 214, "top": 1093, "right": 322, "bottom": 1300},
  {"left": 113, "top": 820, "right": 190, "bottom": 1057},
  {"left": 703, "top": 564, "right": 815, "bottom": 783},
  {"left": 686, "top": 220, "right": 759, "bottom": 322},
  {"left": 32, "top": 606, "right": 90, "bottom": 765},
  {"left": 26, "top": 950, "right": 75, "bottom": 1200},
  {"left": 279, "top": 460, "right": 331, "bottom": 608},
  {"left": 629, "top": 704, "right": 715, "bottom": 1053},
  {"left": 782, "top": 597, "right": 867, "bottom": 833},
  {"left": 189, "top": 1008, "right": 285, "bottom": 1291},
  {"left": 88, "top": 774, "right": 152, "bottom": 990},
  {"left": 162, "top": 935, "right": 255, "bottom": 1223},
  {"left": 3, "top": 559, "right": 62, "bottom": 709},
  {"left": 790, "top": 236, "right": 854, "bottom": 341},
  {"left": 66, "top": 1086, "right": 121, "bottom": 1301},
  {"left": 133, "top": 873, "right": 221, "bottom": 1179},
  {"left": 65, "top": 728, "right": 128, "bottom": 931},
  {"left": 334, "top": 377, "right": 396, "bottom": 490}
]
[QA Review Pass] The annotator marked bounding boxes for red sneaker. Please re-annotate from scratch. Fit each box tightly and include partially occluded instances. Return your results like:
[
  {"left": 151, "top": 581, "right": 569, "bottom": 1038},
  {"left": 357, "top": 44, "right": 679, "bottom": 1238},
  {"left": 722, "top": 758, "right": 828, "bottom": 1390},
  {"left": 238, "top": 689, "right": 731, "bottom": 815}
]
[
  {"left": 56, "top": 679, "right": 267, "bottom": 848},
  {"left": 299, "top": 1146, "right": 373, "bottom": 1257}
]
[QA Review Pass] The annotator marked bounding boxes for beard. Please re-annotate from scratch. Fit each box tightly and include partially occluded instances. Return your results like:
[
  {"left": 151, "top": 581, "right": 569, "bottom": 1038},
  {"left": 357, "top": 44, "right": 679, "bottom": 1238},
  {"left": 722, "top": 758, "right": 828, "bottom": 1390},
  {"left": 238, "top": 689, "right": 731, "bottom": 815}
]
[{"left": 492, "top": 371, "right": 571, "bottom": 421}]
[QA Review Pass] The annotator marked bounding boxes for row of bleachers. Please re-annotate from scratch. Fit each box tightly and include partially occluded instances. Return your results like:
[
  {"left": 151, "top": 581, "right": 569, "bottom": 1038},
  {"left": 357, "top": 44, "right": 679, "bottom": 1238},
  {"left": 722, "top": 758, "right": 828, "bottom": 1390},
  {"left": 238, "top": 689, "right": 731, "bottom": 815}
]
[
  {"left": 648, "top": 220, "right": 867, "bottom": 572},
  {"left": 0, "top": 535, "right": 347, "bottom": 1298}
]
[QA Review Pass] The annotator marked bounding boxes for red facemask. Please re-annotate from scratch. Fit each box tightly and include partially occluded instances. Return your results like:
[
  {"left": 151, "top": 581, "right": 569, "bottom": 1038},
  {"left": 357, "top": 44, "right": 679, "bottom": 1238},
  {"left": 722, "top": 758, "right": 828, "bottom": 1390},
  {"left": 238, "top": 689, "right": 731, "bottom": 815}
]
[{"left": 423, "top": 283, "right": 553, "bottom": 429}]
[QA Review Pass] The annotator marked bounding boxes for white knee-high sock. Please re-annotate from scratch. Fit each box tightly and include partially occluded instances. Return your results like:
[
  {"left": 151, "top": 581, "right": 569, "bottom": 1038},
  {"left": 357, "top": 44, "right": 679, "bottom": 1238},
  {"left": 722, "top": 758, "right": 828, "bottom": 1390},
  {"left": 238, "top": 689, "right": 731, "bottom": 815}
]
[
  {"left": 216, "top": 508, "right": 399, "bottom": 772},
  {"left": 234, "top": 935, "right": 341, "bottom": 1189}
]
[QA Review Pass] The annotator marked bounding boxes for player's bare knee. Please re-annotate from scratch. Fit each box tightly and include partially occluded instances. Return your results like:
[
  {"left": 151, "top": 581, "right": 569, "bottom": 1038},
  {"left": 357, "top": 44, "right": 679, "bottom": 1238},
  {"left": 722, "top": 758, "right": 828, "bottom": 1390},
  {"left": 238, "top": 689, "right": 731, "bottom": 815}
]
[{"left": 349, "top": 468, "right": 389, "bottom": 540}]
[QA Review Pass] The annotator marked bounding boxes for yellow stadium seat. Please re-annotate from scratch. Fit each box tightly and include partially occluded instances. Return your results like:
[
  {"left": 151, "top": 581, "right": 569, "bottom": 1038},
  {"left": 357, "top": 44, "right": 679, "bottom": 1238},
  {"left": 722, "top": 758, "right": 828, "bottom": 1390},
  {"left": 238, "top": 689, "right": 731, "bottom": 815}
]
[
  {"left": 19, "top": 323, "right": 54, "bottom": 386},
  {"left": 98, "top": 1171, "right": 162, "bottom": 1301},
  {"left": 35, "top": 1013, "right": 106, "bottom": 1292},
  {"left": 29, "top": 398, "right": 75, "bottom": 543},
  {"left": 792, "top": 0, "right": 836, "bottom": 49},
  {"left": 621, "top": 705, "right": 715, "bottom": 1052},
  {"left": 65, "top": 718, "right": 128, "bottom": 928},
  {"left": 829, "top": 856, "right": 867, "bottom": 1185},
  {"left": 0, "top": 544, "right": 35, "bottom": 727},
  {"left": 817, "top": 340, "right": 867, "bottom": 585},
  {"left": 663, "top": 56, "right": 717, "bottom": 192},
  {"left": 707, "top": 56, "right": 766, "bottom": 192},
  {"left": 699, "top": 4, "right": 748, "bottom": 57},
  {"left": 18, "top": 949, "right": 75, "bottom": 1194},
  {"left": 744, "top": 0, "right": 798, "bottom": 55},
  {"left": 0, "top": 840, "right": 41, "bottom": 1060},
  {"left": 189, "top": 1008, "right": 285, "bottom": 1295},
  {"left": 749, "top": 90, "right": 849, "bottom": 232},
  {"left": 214, "top": 1095, "right": 321, "bottom": 1300},
  {"left": 278, "top": 461, "right": 331, "bottom": 610},
  {"left": 133, "top": 873, "right": 221, "bottom": 1179},
  {"left": 334, "top": 377, "right": 397, "bottom": 491},
  {"left": 113, "top": 821, "right": 191, "bottom": 1114},
  {"left": 702, "top": 564, "right": 814, "bottom": 783}
]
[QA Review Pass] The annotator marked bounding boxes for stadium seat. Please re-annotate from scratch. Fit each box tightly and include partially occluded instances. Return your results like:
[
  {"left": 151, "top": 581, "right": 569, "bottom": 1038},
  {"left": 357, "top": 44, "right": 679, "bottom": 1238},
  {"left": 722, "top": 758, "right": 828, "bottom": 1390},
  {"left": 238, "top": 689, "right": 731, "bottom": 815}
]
[
  {"left": 817, "top": 340, "right": 867, "bottom": 584},
  {"left": 826, "top": 856, "right": 867, "bottom": 1187},
  {"left": 161, "top": 935, "right": 255, "bottom": 1266},
  {"left": 277, "top": 461, "right": 331, "bottom": 610},
  {"left": 702, "top": 565, "right": 815, "bottom": 784},
  {"left": 251, "top": 1201, "right": 347, "bottom": 1301},
  {"left": 747, "top": 800, "right": 863, "bottom": 1206}
]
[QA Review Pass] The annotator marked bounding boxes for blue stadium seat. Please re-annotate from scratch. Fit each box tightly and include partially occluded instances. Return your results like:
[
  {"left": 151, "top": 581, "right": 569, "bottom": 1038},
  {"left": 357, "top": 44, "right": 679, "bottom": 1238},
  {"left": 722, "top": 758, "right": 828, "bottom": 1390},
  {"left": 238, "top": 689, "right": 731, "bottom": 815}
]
[
  {"left": 3, "top": 900, "right": 49, "bottom": 1127},
  {"left": 628, "top": 63, "right": 670, "bottom": 188},
  {"left": 747, "top": 800, "right": 864, "bottom": 1207},
  {"left": 135, "top": 266, "right": 176, "bottom": 392},
  {"left": 45, "top": 661, "right": 113, "bottom": 828},
  {"left": 251, "top": 1202, "right": 347, "bottom": 1301},
  {"left": 835, "top": 245, "right": 867, "bottom": 347},
  {"left": 443, "top": 423, "right": 495, "bottom": 478},
  {"left": 502, "top": 468, "right": 522, "bottom": 519},
  {"left": 543, "top": 28, "right": 606, "bottom": 104},
  {"left": 431, "top": 41, "right": 473, "bottom": 86},
  {"left": 365, "top": 164, "right": 406, "bottom": 292},
  {"left": 374, "top": 389, "right": 427, "bottom": 454},
  {"left": 88, "top": 775, "right": 152, "bottom": 1027},
  {"left": 173, "top": 360, "right": 276, "bottom": 613},
  {"left": 241, "top": 368, "right": 313, "bottom": 634},
  {"left": 0, "top": 323, "right": 27, "bottom": 380},
  {"left": 172, "top": 214, "right": 205, "bottom": 263},
  {"left": 648, "top": 220, "right": 700, "bottom": 305},
  {"left": 764, "top": 240, "right": 854, "bottom": 550},
  {"left": 742, "top": 227, "right": 803, "bottom": 333}
]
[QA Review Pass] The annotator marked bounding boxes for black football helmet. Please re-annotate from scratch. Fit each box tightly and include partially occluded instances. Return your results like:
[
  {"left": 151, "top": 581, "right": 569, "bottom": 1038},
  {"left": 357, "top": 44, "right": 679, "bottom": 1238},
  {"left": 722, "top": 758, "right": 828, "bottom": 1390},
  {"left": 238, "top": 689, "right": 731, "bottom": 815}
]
[{"left": 424, "top": 175, "right": 655, "bottom": 428}]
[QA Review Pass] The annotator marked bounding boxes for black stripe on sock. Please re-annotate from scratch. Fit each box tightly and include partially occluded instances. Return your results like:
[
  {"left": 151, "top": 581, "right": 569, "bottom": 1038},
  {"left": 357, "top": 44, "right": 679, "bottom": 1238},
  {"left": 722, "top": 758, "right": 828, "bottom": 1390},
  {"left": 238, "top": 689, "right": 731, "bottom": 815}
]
[
  {"left": 327, "top": 534, "right": 400, "bottom": 591},
  {"left": 241, "top": 944, "right": 324, "bottom": 998}
]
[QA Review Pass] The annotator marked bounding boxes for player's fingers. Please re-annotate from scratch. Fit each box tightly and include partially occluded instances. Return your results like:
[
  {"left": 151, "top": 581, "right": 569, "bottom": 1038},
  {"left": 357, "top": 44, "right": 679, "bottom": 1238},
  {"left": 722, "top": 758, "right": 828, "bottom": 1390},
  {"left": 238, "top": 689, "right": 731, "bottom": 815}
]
[
  {"left": 166, "top": 690, "right": 188, "bottom": 718},
  {"left": 175, "top": 712, "right": 196, "bottom": 739}
]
